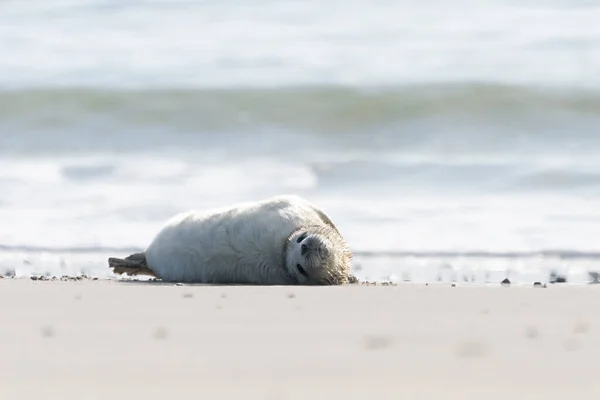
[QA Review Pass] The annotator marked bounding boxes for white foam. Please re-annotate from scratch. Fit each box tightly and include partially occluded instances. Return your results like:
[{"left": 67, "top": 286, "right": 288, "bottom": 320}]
[{"left": 2, "top": 152, "right": 600, "bottom": 254}]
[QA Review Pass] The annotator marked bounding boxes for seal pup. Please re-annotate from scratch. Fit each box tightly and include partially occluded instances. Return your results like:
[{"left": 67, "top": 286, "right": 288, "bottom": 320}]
[{"left": 108, "top": 195, "right": 356, "bottom": 285}]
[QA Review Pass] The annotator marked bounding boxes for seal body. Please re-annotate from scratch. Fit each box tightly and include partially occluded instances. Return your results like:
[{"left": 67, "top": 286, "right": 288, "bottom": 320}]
[{"left": 123, "top": 195, "right": 352, "bottom": 285}]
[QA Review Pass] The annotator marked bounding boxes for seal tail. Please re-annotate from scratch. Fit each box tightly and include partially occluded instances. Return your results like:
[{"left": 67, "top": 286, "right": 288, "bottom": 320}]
[{"left": 108, "top": 252, "right": 157, "bottom": 278}]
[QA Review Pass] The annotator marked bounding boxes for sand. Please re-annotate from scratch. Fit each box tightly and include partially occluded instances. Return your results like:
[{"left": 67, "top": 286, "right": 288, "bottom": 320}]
[{"left": 1, "top": 279, "right": 599, "bottom": 400}]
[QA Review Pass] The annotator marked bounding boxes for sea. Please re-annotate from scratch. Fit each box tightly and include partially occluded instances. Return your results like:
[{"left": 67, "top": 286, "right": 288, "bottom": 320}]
[{"left": 1, "top": 0, "right": 600, "bottom": 284}]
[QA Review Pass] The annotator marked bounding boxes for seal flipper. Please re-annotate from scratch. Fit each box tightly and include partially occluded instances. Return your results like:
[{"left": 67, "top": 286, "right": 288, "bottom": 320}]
[{"left": 108, "top": 252, "right": 157, "bottom": 277}]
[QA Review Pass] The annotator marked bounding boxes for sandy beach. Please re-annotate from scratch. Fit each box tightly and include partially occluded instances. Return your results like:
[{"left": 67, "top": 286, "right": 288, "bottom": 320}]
[
  {"left": 0, "top": 279, "right": 598, "bottom": 400},
  {"left": 2, "top": 1, "right": 599, "bottom": 399}
]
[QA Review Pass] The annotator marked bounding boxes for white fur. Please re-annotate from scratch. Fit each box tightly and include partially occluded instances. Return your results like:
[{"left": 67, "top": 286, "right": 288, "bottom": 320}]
[{"left": 144, "top": 195, "right": 336, "bottom": 284}]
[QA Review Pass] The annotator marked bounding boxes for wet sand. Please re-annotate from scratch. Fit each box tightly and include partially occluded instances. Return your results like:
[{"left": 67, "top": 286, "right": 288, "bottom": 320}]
[{"left": 0, "top": 278, "right": 599, "bottom": 400}]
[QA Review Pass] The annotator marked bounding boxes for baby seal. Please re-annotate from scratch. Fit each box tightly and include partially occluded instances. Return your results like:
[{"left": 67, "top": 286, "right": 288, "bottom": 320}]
[{"left": 108, "top": 195, "right": 356, "bottom": 285}]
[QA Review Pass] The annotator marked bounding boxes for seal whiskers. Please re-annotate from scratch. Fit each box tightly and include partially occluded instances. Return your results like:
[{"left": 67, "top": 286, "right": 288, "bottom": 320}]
[{"left": 283, "top": 224, "right": 353, "bottom": 285}]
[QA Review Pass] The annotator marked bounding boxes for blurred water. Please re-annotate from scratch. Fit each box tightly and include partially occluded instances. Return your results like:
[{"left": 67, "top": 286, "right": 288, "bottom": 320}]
[
  {"left": 1, "top": 0, "right": 599, "bottom": 88},
  {"left": 1, "top": 0, "right": 599, "bottom": 283}
]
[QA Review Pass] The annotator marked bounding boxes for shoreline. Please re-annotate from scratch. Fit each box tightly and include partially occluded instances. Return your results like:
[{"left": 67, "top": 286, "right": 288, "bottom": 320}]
[
  {"left": 4, "top": 248, "right": 600, "bottom": 285},
  {"left": 0, "top": 271, "right": 595, "bottom": 287}
]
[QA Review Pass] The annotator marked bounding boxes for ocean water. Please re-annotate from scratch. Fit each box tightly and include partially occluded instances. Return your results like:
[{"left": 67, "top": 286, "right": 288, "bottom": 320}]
[{"left": 1, "top": 0, "right": 600, "bottom": 284}]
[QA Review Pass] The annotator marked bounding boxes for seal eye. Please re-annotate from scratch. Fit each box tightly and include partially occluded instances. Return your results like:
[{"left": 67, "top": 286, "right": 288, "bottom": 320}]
[
  {"left": 296, "top": 232, "right": 307, "bottom": 243},
  {"left": 296, "top": 264, "right": 308, "bottom": 278}
]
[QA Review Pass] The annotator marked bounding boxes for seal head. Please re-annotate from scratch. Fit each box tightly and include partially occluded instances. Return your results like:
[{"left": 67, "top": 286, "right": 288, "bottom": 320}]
[{"left": 284, "top": 224, "right": 352, "bottom": 285}]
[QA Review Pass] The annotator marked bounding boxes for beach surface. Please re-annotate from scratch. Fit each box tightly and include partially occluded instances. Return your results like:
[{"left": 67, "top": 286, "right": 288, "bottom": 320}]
[{"left": 1, "top": 279, "right": 599, "bottom": 400}]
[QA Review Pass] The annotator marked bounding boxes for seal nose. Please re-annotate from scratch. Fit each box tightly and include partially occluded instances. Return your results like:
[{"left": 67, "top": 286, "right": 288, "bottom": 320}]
[
  {"left": 300, "top": 237, "right": 319, "bottom": 256},
  {"left": 301, "top": 243, "right": 308, "bottom": 255},
  {"left": 300, "top": 237, "right": 318, "bottom": 256}
]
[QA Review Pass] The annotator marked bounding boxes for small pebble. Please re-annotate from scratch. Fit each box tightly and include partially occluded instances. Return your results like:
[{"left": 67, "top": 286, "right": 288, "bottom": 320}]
[
  {"left": 363, "top": 335, "right": 393, "bottom": 351},
  {"left": 287, "top": 293, "right": 296, "bottom": 299},
  {"left": 451, "top": 283, "right": 456, "bottom": 287},
  {"left": 153, "top": 327, "right": 168, "bottom": 340},
  {"left": 501, "top": 278, "right": 511, "bottom": 286},
  {"left": 40, "top": 325, "right": 55, "bottom": 338},
  {"left": 456, "top": 340, "right": 487, "bottom": 358},
  {"left": 525, "top": 326, "right": 540, "bottom": 339},
  {"left": 573, "top": 322, "right": 591, "bottom": 335},
  {"left": 549, "top": 272, "right": 567, "bottom": 284}
]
